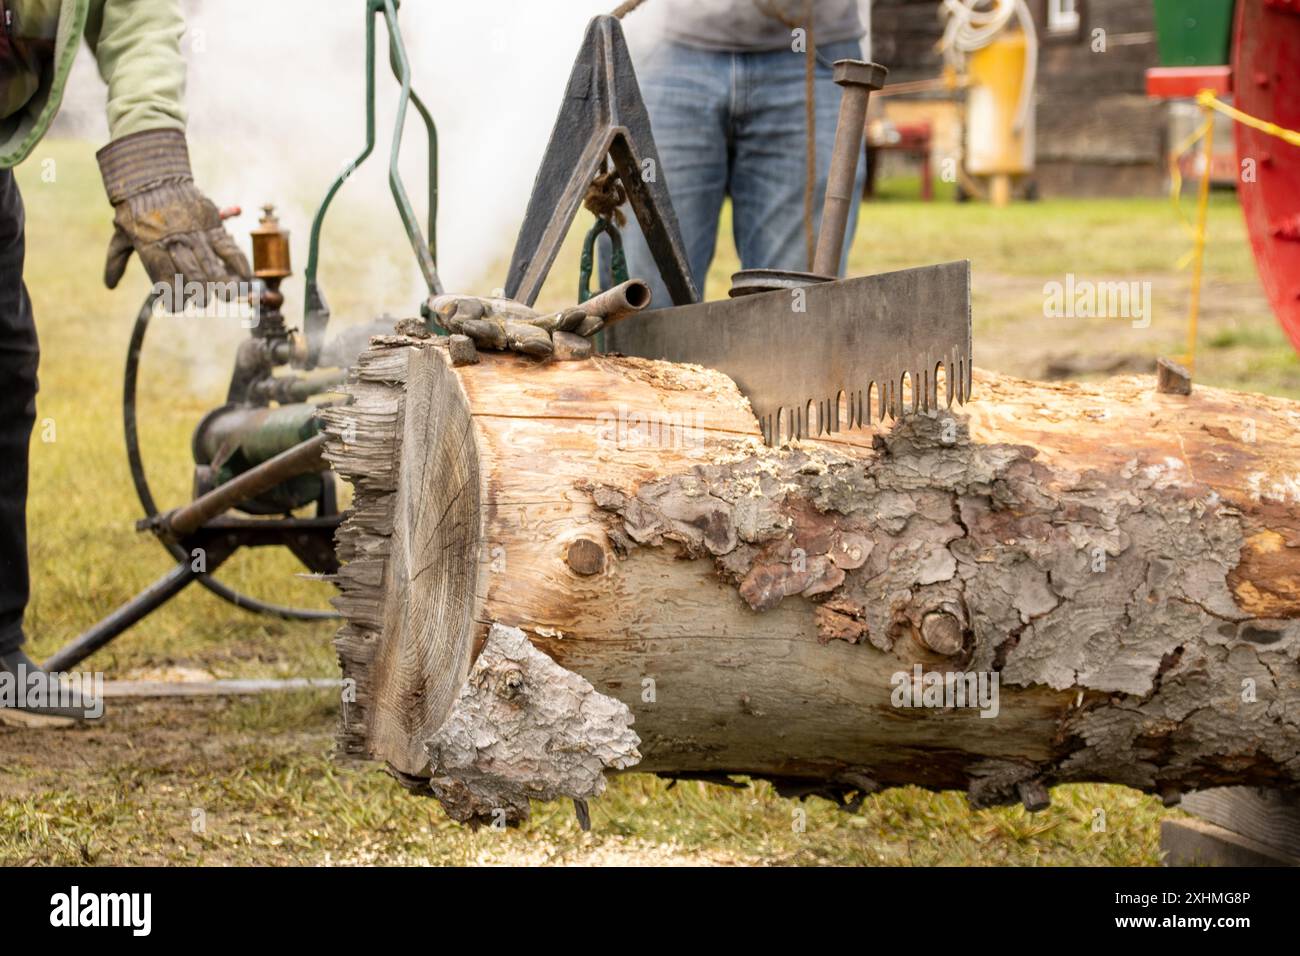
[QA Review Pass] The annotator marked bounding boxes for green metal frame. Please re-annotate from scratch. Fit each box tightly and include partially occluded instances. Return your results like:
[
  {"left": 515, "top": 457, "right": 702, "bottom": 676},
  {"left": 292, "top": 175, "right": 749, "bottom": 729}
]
[{"left": 302, "top": 0, "right": 441, "bottom": 365}]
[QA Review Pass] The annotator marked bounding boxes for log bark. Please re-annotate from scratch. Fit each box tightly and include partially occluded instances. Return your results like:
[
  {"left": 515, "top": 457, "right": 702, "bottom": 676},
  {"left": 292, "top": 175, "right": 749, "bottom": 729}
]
[{"left": 323, "top": 335, "right": 1300, "bottom": 825}]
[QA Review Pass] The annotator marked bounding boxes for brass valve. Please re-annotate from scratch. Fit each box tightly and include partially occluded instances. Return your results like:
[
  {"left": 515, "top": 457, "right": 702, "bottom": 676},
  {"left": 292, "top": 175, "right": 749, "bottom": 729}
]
[
  {"left": 248, "top": 204, "right": 296, "bottom": 348},
  {"left": 251, "top": 204, "right": 292, "bottom": 280}
]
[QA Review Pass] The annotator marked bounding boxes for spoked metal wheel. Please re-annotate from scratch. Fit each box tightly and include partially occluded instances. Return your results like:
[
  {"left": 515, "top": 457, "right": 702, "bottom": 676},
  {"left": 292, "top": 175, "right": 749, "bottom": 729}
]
[{"left": 122, "top": 292, "right": 339, "bottom": 621}]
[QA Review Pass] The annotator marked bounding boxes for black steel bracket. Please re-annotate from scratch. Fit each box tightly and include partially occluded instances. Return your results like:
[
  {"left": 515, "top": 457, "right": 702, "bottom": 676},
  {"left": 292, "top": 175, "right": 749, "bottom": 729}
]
[{"left": 504, "top": 14, "right": 699, "bottom": 307}]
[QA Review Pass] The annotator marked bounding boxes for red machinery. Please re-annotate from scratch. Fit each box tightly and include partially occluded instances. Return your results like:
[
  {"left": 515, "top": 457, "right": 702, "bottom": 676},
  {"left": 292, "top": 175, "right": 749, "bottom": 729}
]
[
  {"left": 1233, "top": 0, "right": 1300, "bottom": 353},
  {"left": 1148, "top": 0, "right": 1300, "bottom": 354}
]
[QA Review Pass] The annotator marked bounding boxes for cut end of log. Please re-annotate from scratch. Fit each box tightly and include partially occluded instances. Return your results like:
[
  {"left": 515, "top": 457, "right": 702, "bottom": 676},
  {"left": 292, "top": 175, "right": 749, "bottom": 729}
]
[{"left": 323, "top": 343, "right": 485, "bottom": 777}]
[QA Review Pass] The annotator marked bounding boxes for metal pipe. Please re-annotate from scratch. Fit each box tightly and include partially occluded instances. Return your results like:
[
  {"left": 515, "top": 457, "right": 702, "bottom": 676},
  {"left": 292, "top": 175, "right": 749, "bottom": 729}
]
[
  {"left": 577, "top": 278, "right": 652, "bottom": 327},
  {"left": 125, "top": 291, "right": 340, "bottom": 622},
  {"left": 166, "top": 434, "right": 329, "bottom": 537},
  {"left": 812, "top": 60, "right": 888, "bottom": 278},
  {"left": 256, "top": 369, "right": 348, "bottom": 404}
]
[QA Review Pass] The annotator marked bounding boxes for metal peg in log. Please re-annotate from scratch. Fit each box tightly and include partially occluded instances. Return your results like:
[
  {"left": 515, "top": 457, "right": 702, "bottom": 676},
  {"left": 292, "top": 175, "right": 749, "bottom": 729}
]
[{"left": 811, "top": 60, "right": 887, "bottom": 278}]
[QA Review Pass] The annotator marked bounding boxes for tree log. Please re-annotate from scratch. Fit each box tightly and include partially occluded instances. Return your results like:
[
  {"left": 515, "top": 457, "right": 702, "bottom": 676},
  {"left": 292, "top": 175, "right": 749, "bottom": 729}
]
[{"left": 322, "top": 335, "right": 1300, "bottom": 824}]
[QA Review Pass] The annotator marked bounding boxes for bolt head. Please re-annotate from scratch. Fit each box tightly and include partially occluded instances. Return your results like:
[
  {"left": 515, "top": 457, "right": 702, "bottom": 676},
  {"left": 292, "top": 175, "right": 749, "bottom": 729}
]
[{"left": 832, "top": 59, "right": 888, "bottom": 91}]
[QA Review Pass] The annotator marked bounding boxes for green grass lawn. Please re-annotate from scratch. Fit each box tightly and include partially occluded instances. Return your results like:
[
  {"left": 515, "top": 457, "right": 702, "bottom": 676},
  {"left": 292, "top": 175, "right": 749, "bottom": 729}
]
[
  {"left": 7, "top": 141, "right": 1291, "bottom": 865},
  {"left": 1, "top": 693, "right": 1167, "bottom": 866}
]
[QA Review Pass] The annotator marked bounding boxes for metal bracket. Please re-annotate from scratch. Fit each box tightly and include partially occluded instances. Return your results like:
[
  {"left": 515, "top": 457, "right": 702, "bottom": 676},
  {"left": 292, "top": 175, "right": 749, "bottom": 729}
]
[{"left": 504, "top": 14, "right": 698, "bottom": 307}]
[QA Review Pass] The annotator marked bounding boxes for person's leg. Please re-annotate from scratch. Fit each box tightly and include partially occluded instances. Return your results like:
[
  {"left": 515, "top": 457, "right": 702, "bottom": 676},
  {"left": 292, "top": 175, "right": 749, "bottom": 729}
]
[
  {"left": 729, "top": 39, "right": 868, "bottom": 276},
  {"left": 611, "top": 40, "right": 732, "bottom": 308},
  {"left": 0, "top": 168, "right": 37, "bottom": 661}
]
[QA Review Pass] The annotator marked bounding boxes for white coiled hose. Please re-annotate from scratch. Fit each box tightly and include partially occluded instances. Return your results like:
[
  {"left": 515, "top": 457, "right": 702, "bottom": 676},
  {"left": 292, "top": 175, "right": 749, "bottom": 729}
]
[{"left": 939, "top": 0, "right": 1038, "bottom": 133}]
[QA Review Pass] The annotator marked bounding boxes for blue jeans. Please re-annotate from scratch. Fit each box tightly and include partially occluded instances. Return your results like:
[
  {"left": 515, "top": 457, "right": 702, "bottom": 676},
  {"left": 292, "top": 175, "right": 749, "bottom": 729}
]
[{"left": 616, "top": 38, "right": 867, "bottom": 307}]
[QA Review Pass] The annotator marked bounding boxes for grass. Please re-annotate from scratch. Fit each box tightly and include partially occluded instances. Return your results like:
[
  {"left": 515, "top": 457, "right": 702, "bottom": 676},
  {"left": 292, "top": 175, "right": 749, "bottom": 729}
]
[
  {"left": 7, "top": 140, "right": 1293, "bottom": 866},
  {"left": 2, "top": 692, "right": 1168, "bottom": 866}
]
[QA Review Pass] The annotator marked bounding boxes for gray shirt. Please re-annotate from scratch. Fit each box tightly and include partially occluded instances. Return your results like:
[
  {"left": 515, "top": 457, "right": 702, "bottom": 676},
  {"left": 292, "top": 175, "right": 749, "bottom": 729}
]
[{"left": 655, "top": 0, "right": 865, "bottom": 52}]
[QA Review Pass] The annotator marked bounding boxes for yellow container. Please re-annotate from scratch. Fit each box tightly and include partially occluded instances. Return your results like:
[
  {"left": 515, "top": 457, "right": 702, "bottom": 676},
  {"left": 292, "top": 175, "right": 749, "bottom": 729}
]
[{"left": 966, "top": 32, "right": 1033, "bottom": 176}]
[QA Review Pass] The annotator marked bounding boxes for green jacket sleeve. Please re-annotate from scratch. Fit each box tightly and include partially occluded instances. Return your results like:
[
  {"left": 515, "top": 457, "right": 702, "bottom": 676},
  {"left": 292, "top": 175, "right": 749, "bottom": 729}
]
[{"left": 84, "top": 0, "right": 187, "bottom": 139}]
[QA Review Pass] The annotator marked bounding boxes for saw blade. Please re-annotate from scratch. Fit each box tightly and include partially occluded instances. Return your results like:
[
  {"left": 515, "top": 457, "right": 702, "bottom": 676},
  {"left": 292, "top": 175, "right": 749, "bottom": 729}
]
[{"left": 606, "top": 260, "right": 972, "bottom": 444}]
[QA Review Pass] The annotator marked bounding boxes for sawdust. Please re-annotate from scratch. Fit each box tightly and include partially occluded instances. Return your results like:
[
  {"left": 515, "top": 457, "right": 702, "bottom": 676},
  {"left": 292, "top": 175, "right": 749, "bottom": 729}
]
[
  {"left": 333, "top": 837, "right": 761, "bottom": 867},
  {"left": 118, "top": 664, "right": 218, "bottom": 683},
  {"left": 604, "top": 354, "right": 746, "bottom": 401}
]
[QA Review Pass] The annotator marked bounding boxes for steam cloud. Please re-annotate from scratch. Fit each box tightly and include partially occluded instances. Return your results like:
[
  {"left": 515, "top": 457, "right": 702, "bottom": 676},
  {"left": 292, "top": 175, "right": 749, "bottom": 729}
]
[{"left": 54, "top": 0, "right": 655, "bottom": 316}]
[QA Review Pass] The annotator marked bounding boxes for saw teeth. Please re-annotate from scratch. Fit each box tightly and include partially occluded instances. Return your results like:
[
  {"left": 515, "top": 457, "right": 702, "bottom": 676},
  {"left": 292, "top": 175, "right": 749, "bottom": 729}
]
[{"left": 759, "top": 350, "right": 972, "bottom": 445}]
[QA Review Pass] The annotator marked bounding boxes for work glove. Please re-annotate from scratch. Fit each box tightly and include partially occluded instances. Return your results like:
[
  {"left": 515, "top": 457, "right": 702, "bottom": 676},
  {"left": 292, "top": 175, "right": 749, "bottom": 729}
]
[
  {"left": 97, "top": 129, "right": 251, "bottom": 302},
  {"left": 429, "top": 294, "right": 590, "bottom": 358}
]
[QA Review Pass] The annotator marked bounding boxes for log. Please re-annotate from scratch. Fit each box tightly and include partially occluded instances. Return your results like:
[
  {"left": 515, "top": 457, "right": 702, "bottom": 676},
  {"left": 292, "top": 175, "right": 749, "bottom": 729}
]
[{"left": 322, "top": 335, "right": 1300, "bottom": 825}]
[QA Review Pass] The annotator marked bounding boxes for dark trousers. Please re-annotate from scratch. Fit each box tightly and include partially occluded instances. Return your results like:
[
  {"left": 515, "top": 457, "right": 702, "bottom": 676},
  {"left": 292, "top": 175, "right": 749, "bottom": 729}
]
[{"left": 0, "top": 169, "right": 35, "bottom": 655}]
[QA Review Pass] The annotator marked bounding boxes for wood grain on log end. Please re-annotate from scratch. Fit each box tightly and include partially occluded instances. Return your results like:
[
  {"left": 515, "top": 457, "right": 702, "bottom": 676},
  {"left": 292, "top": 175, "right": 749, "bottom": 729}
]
[{"left": 323, "top": 343, "right": 485, "bottom": 778}]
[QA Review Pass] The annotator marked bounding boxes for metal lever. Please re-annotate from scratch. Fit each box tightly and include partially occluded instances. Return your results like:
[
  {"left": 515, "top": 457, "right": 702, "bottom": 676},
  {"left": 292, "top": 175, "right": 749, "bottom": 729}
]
[
  {"left": 302, "top": 0, "right": 441, "bottom": 368},
  {"left": 811, "top": 60, "right": 887, "bottom": 278}
]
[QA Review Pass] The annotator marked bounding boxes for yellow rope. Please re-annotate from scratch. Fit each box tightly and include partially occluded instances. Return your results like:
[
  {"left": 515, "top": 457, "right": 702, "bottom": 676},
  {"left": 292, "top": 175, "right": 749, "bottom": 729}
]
[
  {"left": 1197, "top": 89, "right": 1300, "bottom": 148},
  {"left": 1186, "top": 112, "right": 1213, "bottom": 372},
  {"left": 1168, "top": 115, "right": 1212, "bottom": 255},
  {"left": 1170, "top": 92, "right": 1300, "bottom": 371},
  {"left": 1166, "top": 107, "right": 1213, "bottom": 371}
]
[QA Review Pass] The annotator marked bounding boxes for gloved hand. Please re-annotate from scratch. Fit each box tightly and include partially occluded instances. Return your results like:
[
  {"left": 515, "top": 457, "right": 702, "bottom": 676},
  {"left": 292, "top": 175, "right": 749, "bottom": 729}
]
[
  {"left": 97, "top": 129, "right": 251, "bottom": 301},
  {"left": 429, "top": 294, "right": 590, "bottom": 358}
]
